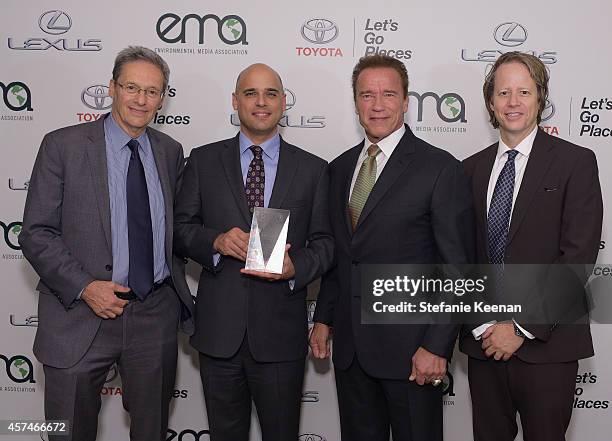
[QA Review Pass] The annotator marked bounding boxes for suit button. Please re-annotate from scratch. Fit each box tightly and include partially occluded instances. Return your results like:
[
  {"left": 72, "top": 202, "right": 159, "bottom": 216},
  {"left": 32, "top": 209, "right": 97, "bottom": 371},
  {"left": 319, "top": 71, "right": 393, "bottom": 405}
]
[{"left": 105, "top": 264, "right": 112, "bottom": 271}]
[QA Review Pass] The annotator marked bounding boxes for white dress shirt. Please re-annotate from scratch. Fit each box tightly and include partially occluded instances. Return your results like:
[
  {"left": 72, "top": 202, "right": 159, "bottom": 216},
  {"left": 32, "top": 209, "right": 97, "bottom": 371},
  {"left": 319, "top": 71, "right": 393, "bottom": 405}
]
[
  {"left": 349, "top": 125, "right": 406, "bottom": 198},
  {"left": 472, "top": 125, "right": 539, "bottom": 340}
]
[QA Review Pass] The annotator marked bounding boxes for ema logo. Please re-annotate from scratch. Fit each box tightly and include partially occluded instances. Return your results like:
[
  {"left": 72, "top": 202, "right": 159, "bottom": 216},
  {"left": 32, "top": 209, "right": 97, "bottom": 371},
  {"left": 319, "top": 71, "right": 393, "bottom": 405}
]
[
  {"left": 409, "top": 91, "right": 467, "bottom": 123},
  {"left": 1, "top": 81, "right": 33, "bottom": 112},
  {"left": 166, "top": 429, "right": 210, "bottom": 440},
  {"left": 8, "top": 10, "right": 102, "bottom": 51},
  {"left": 1, "top": 221, "right": 22, "bottom": 251},
  {"left": 493, "top": 22, "right": 528, "bottom": 47},
  {"left": 0, "top": 354, "right": 35, "bottom": 383},
  {"left": 296, "top": 18, "right": 343, "bottom": 57},
  {"left": 156, "top": 13, "right": 247, "bottom": 45}
]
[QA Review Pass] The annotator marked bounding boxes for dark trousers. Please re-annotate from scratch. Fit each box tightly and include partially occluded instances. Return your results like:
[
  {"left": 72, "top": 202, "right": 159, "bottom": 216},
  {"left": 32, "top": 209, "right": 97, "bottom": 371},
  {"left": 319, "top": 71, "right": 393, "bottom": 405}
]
[
  {"left": 199, "top": 335, "right": 305, "bottom": 441},
  {"left": 334, "top": 356, "right": 443, "bottom": 441},
  {"left": 44, "top": 285, "right": 180, "bottom": 441},
  {"left": 468, "top": 356, "right": 578, "bottom": 441}
]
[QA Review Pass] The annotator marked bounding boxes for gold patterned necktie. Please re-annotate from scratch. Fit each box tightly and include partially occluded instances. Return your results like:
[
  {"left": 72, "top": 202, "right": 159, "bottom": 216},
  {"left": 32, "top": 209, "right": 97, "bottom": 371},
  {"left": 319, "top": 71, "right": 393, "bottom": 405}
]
[{"left": 348, "top": 144, "right": 382, "bottom": 230}]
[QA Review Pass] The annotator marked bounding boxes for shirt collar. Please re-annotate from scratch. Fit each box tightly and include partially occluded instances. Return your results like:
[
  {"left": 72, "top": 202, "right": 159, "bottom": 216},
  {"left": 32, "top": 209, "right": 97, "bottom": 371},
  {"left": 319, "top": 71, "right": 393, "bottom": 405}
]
[
  {"left": 362, "top": 124, "right": 406, "bottom": 160},
  {"left": 239, "top": 131, "right": 280, "bottom": 161},
  {"left": 496, "top": 125, "right": 538, "bottom": 161},
  {"left": 104, "top": 113, "right": 150, "bottom": 157}
]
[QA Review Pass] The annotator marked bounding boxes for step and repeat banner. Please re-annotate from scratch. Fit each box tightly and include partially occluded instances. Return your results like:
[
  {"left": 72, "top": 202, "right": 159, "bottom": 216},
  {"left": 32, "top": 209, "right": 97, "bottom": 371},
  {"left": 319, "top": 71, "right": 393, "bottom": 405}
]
[{"left": 1, "top": 0, "right": 611, "bottom": 440}]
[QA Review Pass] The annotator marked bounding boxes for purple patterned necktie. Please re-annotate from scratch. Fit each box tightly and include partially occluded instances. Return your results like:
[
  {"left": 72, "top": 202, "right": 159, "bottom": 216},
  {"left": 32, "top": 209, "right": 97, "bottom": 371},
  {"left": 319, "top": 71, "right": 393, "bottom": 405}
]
[{"left": 245, "top": 145, "right": 265, "bottom": 213}]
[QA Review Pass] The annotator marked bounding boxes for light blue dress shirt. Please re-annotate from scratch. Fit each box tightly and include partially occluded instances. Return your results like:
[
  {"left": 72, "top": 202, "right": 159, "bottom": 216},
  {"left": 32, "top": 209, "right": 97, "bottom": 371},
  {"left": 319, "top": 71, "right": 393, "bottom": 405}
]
[{"left": 104, "top": 114, "right": 169, "bottom": 287}]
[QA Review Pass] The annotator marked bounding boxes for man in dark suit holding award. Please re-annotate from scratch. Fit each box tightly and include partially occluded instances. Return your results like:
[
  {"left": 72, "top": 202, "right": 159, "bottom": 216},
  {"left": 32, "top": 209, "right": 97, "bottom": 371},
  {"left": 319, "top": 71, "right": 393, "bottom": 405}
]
[
  {"left": 459, "top": 52, "right": 603, "bottom": 441},
  {"left": 309, "top": 54, "right": 474, "bottom": 441},
  {"left": 173, "top": 63, "right": 333, "bottom": 441},
  {"left": 19, "top": 46, "right": 194, "bottom": 441}
]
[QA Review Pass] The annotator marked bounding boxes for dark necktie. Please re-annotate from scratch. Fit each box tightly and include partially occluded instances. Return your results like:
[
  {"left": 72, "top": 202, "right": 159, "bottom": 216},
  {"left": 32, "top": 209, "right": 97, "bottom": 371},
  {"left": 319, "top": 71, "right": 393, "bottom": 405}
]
[
  {"left": 126, "top": 139, "right": 154, "bottom": 299},
  {"left": 487, "top": 149, "right": 519, "bottom": 264},
  {"left": 245, "top": 145, "right": 265, "bottom": 213}
]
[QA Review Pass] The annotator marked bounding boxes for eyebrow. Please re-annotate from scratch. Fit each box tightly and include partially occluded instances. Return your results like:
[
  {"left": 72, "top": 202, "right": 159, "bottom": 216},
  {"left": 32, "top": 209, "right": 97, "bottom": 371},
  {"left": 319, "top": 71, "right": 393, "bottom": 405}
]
[{"left": 241, "top": 87, "right": 281, "bottom": 94}]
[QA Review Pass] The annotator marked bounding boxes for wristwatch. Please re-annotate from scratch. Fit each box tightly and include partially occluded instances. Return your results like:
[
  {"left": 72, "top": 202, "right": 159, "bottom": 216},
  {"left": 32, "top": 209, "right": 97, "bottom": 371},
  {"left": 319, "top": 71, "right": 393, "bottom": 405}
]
[{"left": 513, "top": 322, "right": 526, "bottom": 338}]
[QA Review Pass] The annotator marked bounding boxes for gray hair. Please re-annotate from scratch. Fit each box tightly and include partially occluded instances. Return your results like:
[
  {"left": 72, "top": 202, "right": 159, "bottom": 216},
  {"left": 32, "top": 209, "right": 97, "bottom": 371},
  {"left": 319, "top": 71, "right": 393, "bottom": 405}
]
[{"left": 112, "top": 46, "right": 170, "bottom": 92}]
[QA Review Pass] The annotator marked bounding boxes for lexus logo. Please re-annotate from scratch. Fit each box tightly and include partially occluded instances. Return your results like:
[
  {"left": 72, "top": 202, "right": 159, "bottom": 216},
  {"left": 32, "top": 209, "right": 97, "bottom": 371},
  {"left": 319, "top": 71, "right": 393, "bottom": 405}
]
[
  {"left": 81, "top": 85, "right": 112, "bottom": 110},
  {"left": 38, "top": 10, "right": 72, "bottom": 35},
  {"left": 493, "top": 22, "right": 527, "bottom": 47},
  {"left": 301, "top": 18, "right": 339, "bottom": 44},
  {"left": 542, "top": 99, "right": 555, "bottom": 122},
  {"left": 284, "top": 88, "right": 296, "bottom": 111},
  {"left": 299, "top": 435, "right": 326, "bottom": 441}
]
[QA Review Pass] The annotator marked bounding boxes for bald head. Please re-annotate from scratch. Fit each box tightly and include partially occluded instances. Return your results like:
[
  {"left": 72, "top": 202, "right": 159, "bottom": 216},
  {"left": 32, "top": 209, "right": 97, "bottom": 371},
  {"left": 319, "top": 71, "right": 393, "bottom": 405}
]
[
  {"left": 232, "top": 63, "right": 286, "bottom": 145},
  {"left": 235, "top": 63, "right": 284, "bottom": 93}
]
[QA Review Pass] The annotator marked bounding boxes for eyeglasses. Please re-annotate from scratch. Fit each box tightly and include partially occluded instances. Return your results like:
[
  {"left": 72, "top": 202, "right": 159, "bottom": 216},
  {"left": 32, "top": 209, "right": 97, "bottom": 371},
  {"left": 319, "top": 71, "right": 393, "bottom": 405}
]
[{"left": 114, "top": 81, "right": 164, "bottom": 99}]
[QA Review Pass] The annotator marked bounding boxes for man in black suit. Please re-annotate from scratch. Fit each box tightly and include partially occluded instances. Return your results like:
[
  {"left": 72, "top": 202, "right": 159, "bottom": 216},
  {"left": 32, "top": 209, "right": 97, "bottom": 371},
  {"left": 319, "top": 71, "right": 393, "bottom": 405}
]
[
  {"left": 310, "top": 54, "right": 474, "bottom": 441},
  {"left": 459, "top": 52, "right": 603, "bottom": 441},
  {"left": 174, "top": 63, "right": 333, "bottom": 441}
]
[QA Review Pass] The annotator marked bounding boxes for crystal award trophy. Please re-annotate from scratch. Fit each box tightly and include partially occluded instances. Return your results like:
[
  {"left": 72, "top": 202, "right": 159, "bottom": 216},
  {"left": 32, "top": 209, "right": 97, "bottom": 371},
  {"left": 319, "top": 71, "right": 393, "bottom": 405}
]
[{"left": 245, "top": 207, "right": 290, "bottom": 274}]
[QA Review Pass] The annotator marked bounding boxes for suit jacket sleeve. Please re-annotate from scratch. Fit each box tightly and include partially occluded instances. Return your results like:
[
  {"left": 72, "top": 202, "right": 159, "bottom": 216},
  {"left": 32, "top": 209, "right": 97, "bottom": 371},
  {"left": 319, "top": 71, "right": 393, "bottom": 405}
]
[
  {"left": 523, "top": 148, "right": 603, "bottom": 341},
  {"left": 422, "top": 159, "right": 475, "bottom": 358},
  {"left": 173, "top": 150, "right": 221, "bottom": 272},
  {"left": 289, "top": 163, "right": 334, "bottom": 292},
  {"left": 19, "top": 133, "right": 95, "bottom": 307}
]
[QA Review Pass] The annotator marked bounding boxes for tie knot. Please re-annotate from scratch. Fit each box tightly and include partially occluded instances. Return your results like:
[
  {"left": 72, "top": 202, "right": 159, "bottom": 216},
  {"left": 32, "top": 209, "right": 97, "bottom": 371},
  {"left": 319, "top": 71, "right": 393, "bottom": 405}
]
[
  {"left": 506, "top": 149, "right": 519, "bottom": 161},
  {"left": 127, "top": 139, "right": 140, "bottom": 154},
  {"left": 367, "top": 144, "right": 381, "bottom": 158},
  {"left": 250, "top": 145, "right": 263, "bottom": 160}
]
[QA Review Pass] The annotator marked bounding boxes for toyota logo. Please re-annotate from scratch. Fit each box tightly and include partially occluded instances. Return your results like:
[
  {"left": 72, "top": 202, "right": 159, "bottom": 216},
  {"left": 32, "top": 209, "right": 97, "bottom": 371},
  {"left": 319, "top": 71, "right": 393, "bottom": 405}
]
[
  {"left": 284, "top": 88, "right": 296, "bottom": 111},
  {"left": 542, "top": 99, "right": 555, "bottom": 122},
  {"left": 301, "top": 18, "right": 339, "bottom": 44},
  {"left": 493, "top": 22, "right": 527, "bottom": 47},
  {"left": 38, "top": 10, "right": 72, "bottom": 35},
  {"left": 81, "top": 85, "right": 112, "bottom": 110}
]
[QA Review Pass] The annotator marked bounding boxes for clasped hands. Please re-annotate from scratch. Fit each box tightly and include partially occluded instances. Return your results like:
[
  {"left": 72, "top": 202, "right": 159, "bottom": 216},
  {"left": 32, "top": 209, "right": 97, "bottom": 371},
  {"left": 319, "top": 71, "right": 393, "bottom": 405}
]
[
  {"left": 214, "top": 227, "right": 295, "bottom": 281},
  {"left": 481, "top": 322, "right": 525, "bottom": 361}
]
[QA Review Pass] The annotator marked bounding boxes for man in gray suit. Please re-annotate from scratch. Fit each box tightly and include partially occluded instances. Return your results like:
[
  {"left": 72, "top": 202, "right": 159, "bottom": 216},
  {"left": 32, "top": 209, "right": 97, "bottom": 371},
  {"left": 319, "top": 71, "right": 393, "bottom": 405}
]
[{"left": 19, "top": 46, "right": 193, "bottom": 441}]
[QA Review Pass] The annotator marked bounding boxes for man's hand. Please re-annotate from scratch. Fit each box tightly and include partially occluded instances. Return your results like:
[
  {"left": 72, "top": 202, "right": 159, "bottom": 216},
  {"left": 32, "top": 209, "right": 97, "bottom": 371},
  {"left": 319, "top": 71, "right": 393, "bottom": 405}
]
[
  {"left": 213, "top": 227, "right": 249, "bottom": 261},
  {"left": 309, "top": 322, "right": 332, "bottom": 359},
  {"left": 81, "top": 280, "right": 129, "bottom": 319},
  {"left": 481, "top": 322, "right": 524, "bottom": 361},
  {"left": 240, "top": 244, "right": 296, "bottom": 281},
  {"left": 409, "top": 346, "right": 447, "bottom": 386}
]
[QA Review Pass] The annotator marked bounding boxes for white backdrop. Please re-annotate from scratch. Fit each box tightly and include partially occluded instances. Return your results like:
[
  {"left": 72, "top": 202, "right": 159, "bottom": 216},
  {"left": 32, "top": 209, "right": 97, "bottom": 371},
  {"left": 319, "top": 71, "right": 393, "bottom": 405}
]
[{"left": 1, "top": 1, "right": 611, "bottom": 440}]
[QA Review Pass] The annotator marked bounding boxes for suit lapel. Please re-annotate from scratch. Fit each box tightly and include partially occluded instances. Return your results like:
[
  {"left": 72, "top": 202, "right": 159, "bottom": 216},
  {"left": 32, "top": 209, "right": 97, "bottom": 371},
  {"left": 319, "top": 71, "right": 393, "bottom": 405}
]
[
  {"left": 268, "top": 138, "right": 297, "bottom": 208},
  {"left": 473, "top": 144, "right": 497, "bottom": 261},
  {"left": 220, "top": 134, "right": 251, "bottom": 226},
  {"left": 506, "top": 129, "right": 555, "bottom": 245},
  {"left": 85, "top": 118, "right": 112, "bottom": 253},
  {"left": 343, "top": 143, "right": 364, "bottom": 237},
  {"left": 474, "top": 144, "right": 498, "bottom": 225},
  {"left": 148, "top": 128, "right": 173, "bottom": 264},
  {"left": 354, "top": 127, "right": 416, "bottom": 230}
]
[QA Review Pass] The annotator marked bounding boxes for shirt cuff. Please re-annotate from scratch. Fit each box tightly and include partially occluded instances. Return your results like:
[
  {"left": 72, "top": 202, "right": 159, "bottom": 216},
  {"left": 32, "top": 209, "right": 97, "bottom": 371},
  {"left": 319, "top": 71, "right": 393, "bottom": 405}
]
[
  {"left": 513, "top": 319, "right": 535, "bottom": 339},
  {"left": 288, "top": 279, "right": 295, "bottom": 291},
  {"left": 213, "top": 253, "right": 221, "bottom": 267},
  {"left": 472, "top": 321, "right": 497, "bottom": 340}
]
